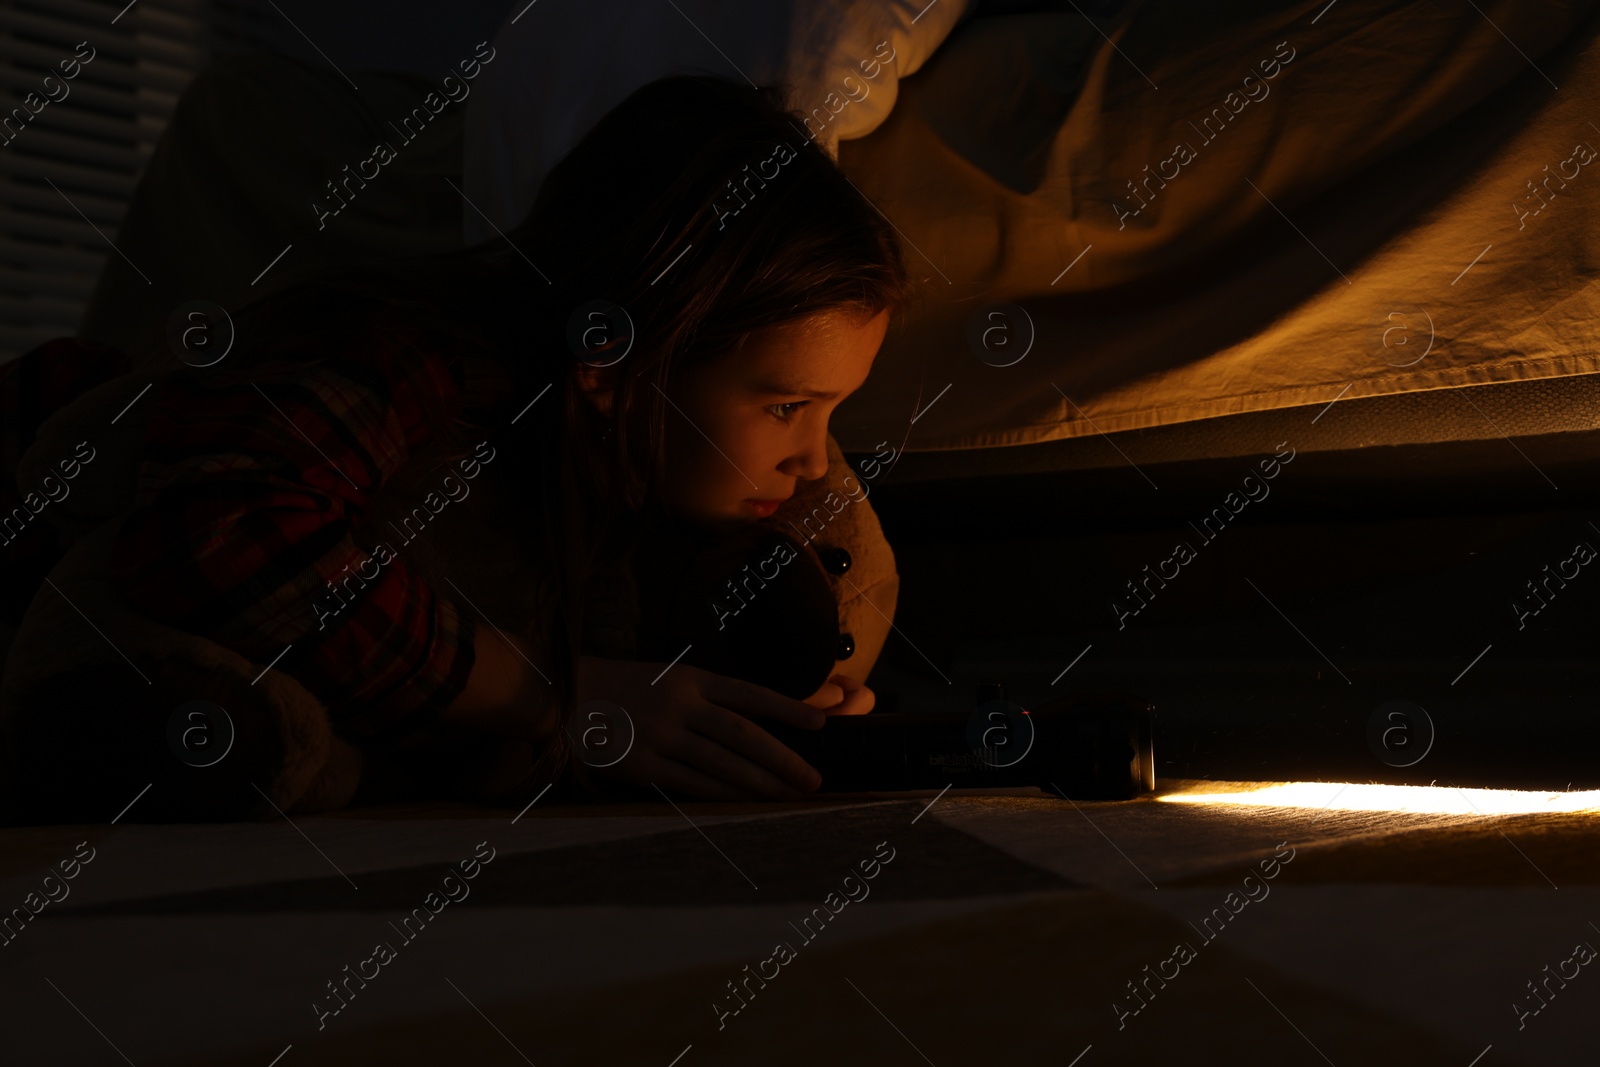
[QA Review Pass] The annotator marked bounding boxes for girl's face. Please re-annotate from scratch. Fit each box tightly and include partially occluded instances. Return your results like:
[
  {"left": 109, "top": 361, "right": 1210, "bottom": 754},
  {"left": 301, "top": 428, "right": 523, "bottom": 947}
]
[{"left": 661, "top": 307, "right": 890, "bottom": 525}]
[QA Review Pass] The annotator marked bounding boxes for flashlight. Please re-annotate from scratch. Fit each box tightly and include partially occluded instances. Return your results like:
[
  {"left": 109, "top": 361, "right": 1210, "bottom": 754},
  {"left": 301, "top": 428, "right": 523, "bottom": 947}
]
[{"left": 767, "top": 685, "right": 1156, "bottom": 798}]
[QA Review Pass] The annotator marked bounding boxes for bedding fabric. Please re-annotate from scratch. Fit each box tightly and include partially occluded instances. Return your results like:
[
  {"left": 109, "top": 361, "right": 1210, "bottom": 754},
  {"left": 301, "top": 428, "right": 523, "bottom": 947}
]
[
  {"left": 459, "top": 0, "right": 974, "bottom": 244},
  {"left": 825, "top": 0, "right": 1600, "bottom": 451},
  {"left": 79, "top": 2, "right": 1600, "bottom": 464}
]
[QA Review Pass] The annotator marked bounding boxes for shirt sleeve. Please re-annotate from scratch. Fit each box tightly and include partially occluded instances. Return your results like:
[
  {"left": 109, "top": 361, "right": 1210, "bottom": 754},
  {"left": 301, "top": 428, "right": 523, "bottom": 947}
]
[{"left": 107, "top": 322, "right": 480, "bottom": 741}]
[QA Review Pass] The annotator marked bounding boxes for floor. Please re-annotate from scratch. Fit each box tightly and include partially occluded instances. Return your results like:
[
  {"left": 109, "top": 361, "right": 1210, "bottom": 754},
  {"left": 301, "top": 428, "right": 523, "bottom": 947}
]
[{"left": 2, "top": 781, "right": 1597, "bottom": 1065}]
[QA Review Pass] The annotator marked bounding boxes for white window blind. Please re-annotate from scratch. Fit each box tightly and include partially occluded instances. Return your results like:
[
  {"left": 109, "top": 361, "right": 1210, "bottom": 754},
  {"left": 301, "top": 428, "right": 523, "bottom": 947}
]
[{"left": 0, "top": 0, "right": 287, "bottom": 362}]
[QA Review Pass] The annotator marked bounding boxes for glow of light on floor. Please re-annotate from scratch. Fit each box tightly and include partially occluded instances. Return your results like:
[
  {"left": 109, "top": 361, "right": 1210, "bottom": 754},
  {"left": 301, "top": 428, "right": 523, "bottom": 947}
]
[{"left": 1158, "top": 781, "right": 1600, "bottom": 817}]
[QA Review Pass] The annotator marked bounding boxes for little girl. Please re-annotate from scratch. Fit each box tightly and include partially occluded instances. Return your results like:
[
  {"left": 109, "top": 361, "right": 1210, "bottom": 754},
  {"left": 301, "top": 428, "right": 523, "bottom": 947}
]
[{"left": 2, "top": 74, "right": 911, "bottom": 812}]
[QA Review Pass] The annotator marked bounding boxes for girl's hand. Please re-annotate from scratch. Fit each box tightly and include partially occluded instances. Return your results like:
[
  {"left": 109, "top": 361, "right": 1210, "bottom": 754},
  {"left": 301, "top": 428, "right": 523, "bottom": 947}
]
[
  {"left": 574, "top": 655, "right": 826, "bottom": 801},
  {"left": 803, "top": 673, "right": 876, "bottom": 716}
]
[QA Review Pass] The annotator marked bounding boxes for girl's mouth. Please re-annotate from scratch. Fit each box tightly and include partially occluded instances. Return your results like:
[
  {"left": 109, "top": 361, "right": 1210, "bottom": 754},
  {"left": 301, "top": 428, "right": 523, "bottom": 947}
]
[{"left": 743, "top": 498, "right": 784, "bottom": 518}]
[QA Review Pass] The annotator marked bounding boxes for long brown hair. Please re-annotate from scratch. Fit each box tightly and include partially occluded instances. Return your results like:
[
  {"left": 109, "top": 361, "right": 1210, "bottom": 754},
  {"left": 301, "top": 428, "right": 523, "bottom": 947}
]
[{"left": 176, "top": 75, "right": 914, "bottom": 797}]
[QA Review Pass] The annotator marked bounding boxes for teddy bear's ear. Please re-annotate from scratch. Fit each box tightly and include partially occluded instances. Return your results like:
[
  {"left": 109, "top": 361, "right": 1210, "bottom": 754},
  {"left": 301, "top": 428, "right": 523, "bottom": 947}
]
[{"left": 630, "top": 520, "right": 837, "bottom": 701}]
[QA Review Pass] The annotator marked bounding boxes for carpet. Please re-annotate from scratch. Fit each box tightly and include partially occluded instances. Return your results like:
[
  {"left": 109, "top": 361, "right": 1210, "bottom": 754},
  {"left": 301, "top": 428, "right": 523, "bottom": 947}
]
[{"left": 3, "top": 781, "right": 1596, "bottom": 1064}]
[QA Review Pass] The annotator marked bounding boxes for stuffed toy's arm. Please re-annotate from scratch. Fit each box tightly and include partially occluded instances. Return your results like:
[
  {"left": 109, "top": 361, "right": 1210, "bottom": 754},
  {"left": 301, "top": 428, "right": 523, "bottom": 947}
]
[{"left": 766, "top": 433, "right": 899, "bottom": 685}]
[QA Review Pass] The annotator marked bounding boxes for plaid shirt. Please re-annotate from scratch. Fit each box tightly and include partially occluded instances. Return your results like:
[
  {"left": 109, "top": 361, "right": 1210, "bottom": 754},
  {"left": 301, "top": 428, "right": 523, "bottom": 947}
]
[{"left": 6, "top": 311, "right": 519, "bottom": 742}]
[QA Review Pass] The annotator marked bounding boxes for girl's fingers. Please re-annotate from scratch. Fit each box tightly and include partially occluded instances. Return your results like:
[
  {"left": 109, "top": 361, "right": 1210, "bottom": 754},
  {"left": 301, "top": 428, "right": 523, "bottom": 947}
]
[
  {"left": 671, "top": 729, "right": 810, "bottom": 800},
  {"left": 823, "top": 675, "right": 875, "bottom": 716},
  {"left": 702, "top": 673, "right": 826, "bottom": 730},
  {"left": 688, "top": 703, "right": 822, "bottom": 793},
  {"left": 803, "top": 682, "right": 845, "bottom": 709}
]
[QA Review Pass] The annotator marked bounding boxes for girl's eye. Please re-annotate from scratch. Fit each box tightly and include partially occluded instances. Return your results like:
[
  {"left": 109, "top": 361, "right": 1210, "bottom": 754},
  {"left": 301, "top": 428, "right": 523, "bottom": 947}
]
[{"left": 769, "top": 401, "right": 808, "bottom": 422}]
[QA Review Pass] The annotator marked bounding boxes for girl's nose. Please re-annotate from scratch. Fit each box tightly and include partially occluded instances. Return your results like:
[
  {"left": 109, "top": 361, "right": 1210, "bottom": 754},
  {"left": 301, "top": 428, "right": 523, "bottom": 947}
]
[{"left": 793, "top": 430, "right": 829, "bottom": 482}]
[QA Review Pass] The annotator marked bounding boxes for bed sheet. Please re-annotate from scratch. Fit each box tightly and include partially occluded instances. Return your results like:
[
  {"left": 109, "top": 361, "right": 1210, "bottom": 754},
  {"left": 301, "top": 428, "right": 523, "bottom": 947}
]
[{"left": 829, "top": 0, "right": 1600, "bottom": 453}]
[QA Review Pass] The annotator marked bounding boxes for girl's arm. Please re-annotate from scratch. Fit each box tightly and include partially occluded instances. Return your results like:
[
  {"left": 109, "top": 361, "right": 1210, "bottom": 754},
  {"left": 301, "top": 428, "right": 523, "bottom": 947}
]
[
  {"left": 107, "top": 321, "right": 488, "bottom": 741},
  {"left": 438, "top": 628, "right": 560, "bottom": 742}
]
